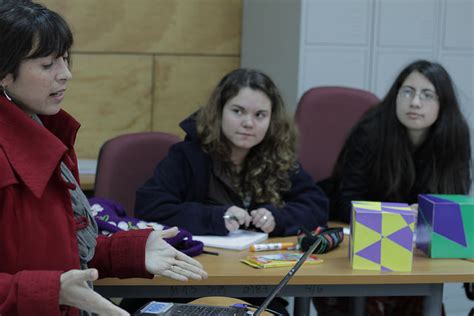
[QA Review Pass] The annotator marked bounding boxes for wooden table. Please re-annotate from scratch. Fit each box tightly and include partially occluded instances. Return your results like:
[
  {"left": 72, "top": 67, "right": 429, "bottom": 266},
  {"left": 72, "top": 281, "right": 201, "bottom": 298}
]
[{"left": 94, "top": 236, "right": 474, "bottom": 316}]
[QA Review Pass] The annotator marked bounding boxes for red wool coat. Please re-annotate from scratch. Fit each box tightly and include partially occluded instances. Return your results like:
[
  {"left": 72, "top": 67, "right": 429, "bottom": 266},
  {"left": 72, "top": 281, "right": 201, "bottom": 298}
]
[{"left": 0, "top": 96, "right": 152, "bottom": 316}]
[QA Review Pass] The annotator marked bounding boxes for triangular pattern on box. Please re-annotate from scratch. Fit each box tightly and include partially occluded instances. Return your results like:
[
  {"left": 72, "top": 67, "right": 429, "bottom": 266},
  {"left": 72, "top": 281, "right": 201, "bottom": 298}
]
[{"left": 352, "top": 201, "right": 415, "bottom": 271}]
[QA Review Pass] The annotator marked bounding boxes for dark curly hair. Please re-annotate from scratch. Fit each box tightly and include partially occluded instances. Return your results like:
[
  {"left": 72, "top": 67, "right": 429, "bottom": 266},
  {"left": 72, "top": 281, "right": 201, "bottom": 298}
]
[{"left": 196, "top": 68, "right": 298, "bottom": 207}]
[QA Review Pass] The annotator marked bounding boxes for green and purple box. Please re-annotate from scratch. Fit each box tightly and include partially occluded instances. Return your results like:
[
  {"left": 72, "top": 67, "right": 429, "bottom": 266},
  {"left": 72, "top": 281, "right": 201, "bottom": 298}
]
[
  {"left": 416, "top": 194, "right": 474, "bottom": 258},
  {"left": 350, "top": 201, "right": 416, "bottom": 272}
]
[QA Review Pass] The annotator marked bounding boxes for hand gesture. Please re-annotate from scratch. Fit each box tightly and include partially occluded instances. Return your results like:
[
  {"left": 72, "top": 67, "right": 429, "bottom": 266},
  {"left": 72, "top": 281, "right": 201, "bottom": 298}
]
[
  {"left": 224, "top": 206, "right": 251, "bottom": 232},
  {"left": 250, "top": 208, "right": 275, "bottom": 233},
  {"left": 145, "top": 227, "right": 208, "bottom": 282},
  {"left": 59, "top": 269, "right": 129, "bottom": 316}
]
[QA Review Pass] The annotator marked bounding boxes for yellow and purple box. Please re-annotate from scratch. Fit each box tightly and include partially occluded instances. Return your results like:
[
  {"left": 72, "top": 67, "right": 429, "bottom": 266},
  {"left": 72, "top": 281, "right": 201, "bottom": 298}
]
[
  {"left": 416, "top": 194, "right": 474, "bottom": 258},
  {"left": 350, "top": 201, "right": 416, "bottom": 271}
]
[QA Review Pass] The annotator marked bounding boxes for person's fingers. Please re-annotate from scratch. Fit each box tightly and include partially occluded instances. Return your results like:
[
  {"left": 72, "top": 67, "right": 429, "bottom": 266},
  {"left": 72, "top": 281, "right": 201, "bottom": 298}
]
[
  {"left": 234, "top": 213, "right": 247, "bottom": 226},
  {"left": 258, "top": 214, "right": 268, "bottom": 226},
  {"left": 174, "top": 255, "right": 208, "bottom": 279},
  {"left": 244, "top": 214, "right": 251, "bottom": 228},
  {"left": 251, "top": 209, "right": 273, "bottom": 229},
  {"left": 85, "top": 268, "right": 99, "bottom": 282},
  {"left": 227, "top": 214, "right": 243, "bottom": 226},
  {"left": 225, "top": 206, "right": 254, "bottom": 230},
  {"left": 230, "top": 221, "right": 239, "bottom": 231},
  {"left": 161, "top": 226, "right": 179, "bottom": 238},
  {"left": 237, "top": 214, "right": 247, "bottom": 226},
  {"left": 227, "top": 220, "right": 240, "bottom": 231},
  {"left": 60, "top": 269, "right": 130, "bottom": 316},
  {"left": 225, "top": 223, "right": 234, "bottom": 232},
  {"left": 252, "top": 213, "right": 265, "bottom": 227},
  {"left": 160, "top": 268, "right": 189, "bottom": 282},
  {"left": 261, "top": 220, "right": 275, "bottom": 233},
  {"left": 169, "top": 263, "right": 205, "bottom": 281},
  {"left": 230, "top": 210, "right": 244, "bottom": 225},
  {"left": 175, "top": 251, "right": 203, "bottom": 268},
  {"left": 250, "top": 209, "right": 263, "bottom": 220},
  {"left": 70, "top": 268, "right": 98, "bottom": 284}
]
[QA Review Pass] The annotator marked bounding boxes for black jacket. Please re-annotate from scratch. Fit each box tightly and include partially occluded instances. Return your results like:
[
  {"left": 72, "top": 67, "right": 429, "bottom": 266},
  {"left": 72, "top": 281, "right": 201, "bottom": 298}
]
[{"left": 135, "top": 115, "right": 329, "bottom": 236}]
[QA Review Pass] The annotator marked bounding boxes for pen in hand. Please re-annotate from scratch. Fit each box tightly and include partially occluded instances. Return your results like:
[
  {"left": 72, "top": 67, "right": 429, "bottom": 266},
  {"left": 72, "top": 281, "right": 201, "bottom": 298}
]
[
  {"left": 223, "top": 215, "right": 239, "bottom": 222},
  {"left": 223, "top": 215, "right": 250, "bottom": 229},
  {"left": 223, "top": 214, "right": 241, "bottom": 232}
]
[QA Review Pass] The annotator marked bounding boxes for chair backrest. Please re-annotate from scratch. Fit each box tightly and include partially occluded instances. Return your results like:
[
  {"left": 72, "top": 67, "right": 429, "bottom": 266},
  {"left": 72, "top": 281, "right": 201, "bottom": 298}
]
[
  {"left": 295, "top": 86, "right": 380, "bottom": 182},
  {"left": 94, "top": 131, "right": 181, "bottom": 216}
]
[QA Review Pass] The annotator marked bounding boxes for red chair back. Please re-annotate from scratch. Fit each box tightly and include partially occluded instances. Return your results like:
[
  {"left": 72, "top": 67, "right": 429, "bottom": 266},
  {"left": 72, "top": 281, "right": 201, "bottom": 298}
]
[
  {"left": 295, "top": 86, "right": 379, "bottom": 182},
  {"left": 94, "top": 132, "right": 180, "bottom": 216}
]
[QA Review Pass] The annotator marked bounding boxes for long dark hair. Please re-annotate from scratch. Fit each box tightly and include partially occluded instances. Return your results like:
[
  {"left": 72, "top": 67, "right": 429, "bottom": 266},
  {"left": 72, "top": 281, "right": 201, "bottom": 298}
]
[
  {"left": 335, "top": 60, "right": 471, "bottom": 200},
  {"left": 197, "top": 68, "right": 297, "bottom": 206},
  {"left": 0, "top": 0, "right": 73, "bottom": 81}
]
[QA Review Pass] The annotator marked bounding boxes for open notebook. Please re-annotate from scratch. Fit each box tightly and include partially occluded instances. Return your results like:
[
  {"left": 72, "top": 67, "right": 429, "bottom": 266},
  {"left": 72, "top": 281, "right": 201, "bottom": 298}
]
[
  {"left": 193, "top": 230, "right": 268, "bottom": 250},
  {"left": 134, "top": 238, "right": 322, "bottom": 316}
]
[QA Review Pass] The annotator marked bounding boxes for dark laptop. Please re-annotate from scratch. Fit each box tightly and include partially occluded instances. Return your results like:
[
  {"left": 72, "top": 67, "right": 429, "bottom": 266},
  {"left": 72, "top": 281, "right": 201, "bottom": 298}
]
[{"left": 133, "top": 238, "right": 322, "bottom": 316}]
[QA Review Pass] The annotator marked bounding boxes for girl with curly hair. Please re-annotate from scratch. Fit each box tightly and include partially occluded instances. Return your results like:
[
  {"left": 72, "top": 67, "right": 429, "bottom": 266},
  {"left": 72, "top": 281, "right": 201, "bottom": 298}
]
[{"left": 135, "top": 68, "right": 328, "bottom": 236}]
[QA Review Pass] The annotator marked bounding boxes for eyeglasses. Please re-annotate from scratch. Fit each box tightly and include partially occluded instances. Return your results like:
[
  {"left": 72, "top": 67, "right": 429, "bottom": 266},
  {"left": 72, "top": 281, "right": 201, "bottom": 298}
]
[{"left": 397, "top": 86, "right": 438, "bottom": 104}]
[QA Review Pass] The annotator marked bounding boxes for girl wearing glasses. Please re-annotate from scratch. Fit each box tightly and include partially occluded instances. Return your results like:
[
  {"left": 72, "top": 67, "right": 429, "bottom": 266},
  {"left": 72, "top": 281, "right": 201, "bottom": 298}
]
[
  {"left": 316, "top": 59, "right": 471, "bottom": 316},
  {"left": 324, "top": 59, "right": 471, "bottom": 224}
]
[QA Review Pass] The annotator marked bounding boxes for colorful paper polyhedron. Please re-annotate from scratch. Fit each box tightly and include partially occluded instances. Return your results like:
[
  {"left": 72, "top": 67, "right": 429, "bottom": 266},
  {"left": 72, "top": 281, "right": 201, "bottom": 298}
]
[
  {"left": 416, "top": 194, "right": 474, "bottom": 258},
  {"left": 350, "top": 201, "right": 416, "bottom": 271}
]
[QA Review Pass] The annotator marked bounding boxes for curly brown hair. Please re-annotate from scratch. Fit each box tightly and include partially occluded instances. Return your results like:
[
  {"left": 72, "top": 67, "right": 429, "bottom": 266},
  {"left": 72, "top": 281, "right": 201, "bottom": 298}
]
[{"left": 196, "top": 68, "right": 298, "bottom": 207}]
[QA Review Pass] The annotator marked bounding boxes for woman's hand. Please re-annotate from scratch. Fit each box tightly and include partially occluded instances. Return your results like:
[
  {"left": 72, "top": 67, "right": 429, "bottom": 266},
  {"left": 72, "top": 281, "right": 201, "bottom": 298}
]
[
  {"left": 251, "top": 208, "right": 275, "bottom": 233},
  {"left": 59, "top": 269, "right": 129, "bottom": 316},
  {"left": 224, "top": 206, "right": 251, "bottom": 232},
  {"left": 145, "top": 227, "right": 208, "bottom": 282}
]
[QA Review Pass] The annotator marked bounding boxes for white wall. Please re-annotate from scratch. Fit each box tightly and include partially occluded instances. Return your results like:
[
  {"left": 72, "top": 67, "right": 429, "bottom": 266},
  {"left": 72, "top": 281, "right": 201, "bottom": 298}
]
[{"left": 242, "top": 0, "right": 474, "bottom": 191}]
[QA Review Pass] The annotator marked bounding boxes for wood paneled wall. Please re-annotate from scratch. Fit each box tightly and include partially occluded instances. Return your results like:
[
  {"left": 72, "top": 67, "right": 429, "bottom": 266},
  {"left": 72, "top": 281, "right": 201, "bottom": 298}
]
[{"left": 41, "top": 0, "right": 241, "bottom": 158}]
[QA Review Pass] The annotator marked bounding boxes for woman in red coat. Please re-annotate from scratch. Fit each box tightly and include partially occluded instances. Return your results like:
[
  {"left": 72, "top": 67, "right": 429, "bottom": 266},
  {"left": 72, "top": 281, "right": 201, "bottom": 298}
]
[{"left": 0, "top": 1, "right": 207, "bottom": 315}]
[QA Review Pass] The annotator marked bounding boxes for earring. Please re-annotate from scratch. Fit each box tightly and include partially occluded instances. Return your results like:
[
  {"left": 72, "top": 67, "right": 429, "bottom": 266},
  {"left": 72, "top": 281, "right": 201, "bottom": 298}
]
[{"left": 1, "top": 84, "right": 12, "bottom": 101}]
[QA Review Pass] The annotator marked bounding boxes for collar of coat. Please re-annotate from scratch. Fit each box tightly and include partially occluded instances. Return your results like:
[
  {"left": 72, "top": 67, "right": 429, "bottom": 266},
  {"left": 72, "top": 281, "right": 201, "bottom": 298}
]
[{"left": 0, "top": 95, "right": 80, "bottom": 198}]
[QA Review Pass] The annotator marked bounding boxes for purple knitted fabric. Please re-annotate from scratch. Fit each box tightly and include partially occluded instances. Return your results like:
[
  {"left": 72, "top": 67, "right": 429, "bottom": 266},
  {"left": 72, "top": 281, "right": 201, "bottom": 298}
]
[{"left": 89, "top": 197, "right": 203, "bottom": 257}]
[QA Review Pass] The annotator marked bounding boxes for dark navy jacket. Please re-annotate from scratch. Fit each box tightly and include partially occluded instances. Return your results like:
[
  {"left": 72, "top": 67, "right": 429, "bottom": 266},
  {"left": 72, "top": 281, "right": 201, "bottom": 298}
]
[{"left": 135, "top": 116, "right": 329, "bottom": 236}]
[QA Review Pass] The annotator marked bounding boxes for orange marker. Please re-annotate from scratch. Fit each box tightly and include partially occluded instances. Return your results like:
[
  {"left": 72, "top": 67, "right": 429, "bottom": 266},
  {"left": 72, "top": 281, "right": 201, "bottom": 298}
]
[{"left": 250, "top": 242, "right": 296, "bottom": 252}]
